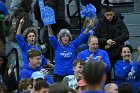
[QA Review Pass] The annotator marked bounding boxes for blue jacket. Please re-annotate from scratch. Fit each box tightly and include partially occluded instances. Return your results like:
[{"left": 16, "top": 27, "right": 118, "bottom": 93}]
[
  {"left": 77, "top": 49, "right": 111, "bottom": 72},
  {"left": 0, "top": 1, "right": 9, "bottom": 16},
  {"left": 16, "top": 34, "right": 47, "bottom": 67},
  {"left": 115, "top": 60, "right": 140, "bottom": 92},
  {"left": 49, "top": 33, "right": 88, "bottom": 76},
  {"left": 20, "top": 65, "right": 54, "bottom": 84}
]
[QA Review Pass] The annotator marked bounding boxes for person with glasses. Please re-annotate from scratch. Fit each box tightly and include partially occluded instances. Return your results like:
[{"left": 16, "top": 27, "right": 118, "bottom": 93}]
[
  {"left": 47, "top": 20, "right": 93, "bottom": 82},
  {"left": 77, "top": 36, "right": 111, "bottom": 72}
]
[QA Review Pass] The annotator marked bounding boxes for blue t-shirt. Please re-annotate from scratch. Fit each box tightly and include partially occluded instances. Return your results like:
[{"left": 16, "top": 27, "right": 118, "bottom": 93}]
[
  {"left": 82, "top": 90, "right": 105, "bottom": 93},
  {"left": 49, "top": 33, "right": 88, "bottom": 76},
  {"left": 115, "top": 60, "right": 140, "bottom": 93},
  {"left": 0, "top": 1, "right": 9, "bottom": 16},
  {"left": 77, "top": 49, "right": 111, "bottom": 72},
  {"left": 16, "top": 34, "right": 47, "bottom": 67}
]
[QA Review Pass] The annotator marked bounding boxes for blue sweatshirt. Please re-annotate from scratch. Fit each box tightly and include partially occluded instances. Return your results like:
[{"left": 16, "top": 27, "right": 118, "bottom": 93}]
[
  {"left": 0, "top": 1, "right": 9, "bottom": 16},
  {"left": 20, "top": 65, "right": 54, "bottom": 84},
  {"left": 77, "top": 49, "right": 111, "bottom": 72},
  {"left": 115, "top": 60, "right": 140, "bottom": 92},
  {"left": 16, "top": 34, "right": 47, "bottom": 67},
  {"left": 49, "top": 33, "right": 88, "bottom": 76},
  {"left": 82, "top": 90, "right": 105, "bottom": 93}
]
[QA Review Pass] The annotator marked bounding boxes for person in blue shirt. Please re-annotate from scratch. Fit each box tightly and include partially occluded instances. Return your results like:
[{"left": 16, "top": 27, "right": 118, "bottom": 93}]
[
  {"left": 47, "top": 19, "right": 93, "bottom": 82},
  {"left": 20, "top": 49, "right": 54, "bottom": 85},
  {"left": 115, "top": 44, "right": 140, "bottom": 93},
  {"left": 82, "top": 61, "right": 106, "bottom": 93},
  {"left": 77, "top": 36, "right": 111, "bottom": 72},
  {"left": 16, "top": 18, "right": 53, "bottom": 67}
]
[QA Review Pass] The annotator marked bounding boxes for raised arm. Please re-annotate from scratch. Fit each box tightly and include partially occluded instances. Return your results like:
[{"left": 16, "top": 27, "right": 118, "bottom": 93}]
[{"left": 16, "top": 18, "right": 24, "bottom": 35}]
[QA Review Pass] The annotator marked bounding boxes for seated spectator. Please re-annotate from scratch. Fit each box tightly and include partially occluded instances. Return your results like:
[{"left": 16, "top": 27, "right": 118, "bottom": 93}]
[
  {"left": 0, "top": 82, "right": 7, "bottom": 93},
  {"left": 118, "top": 82, "right": 134, "bottom": 93},
  {"left": 62, "top": 59, "right": 86, "bottom": 89},
  {"left": 47, "top": 20, "right": 93, "bottom": 82},
  {"left": 48, "top": 83, "right": 76, "bottom": 93},
  {"left": 19, "top": 78, "right": 32, "bottom": 93},
  {"left": 15, "top": 18, "right": 53, "bottom": 68},
  {"left": 104, "top": 83, "right": 118, "bottom": 93},
  {"left": 94, "top": 6, "right": 129, "bottom": 83},
  {"left": 76, "top": 79, "right": 87, "bottom": 93},
  {"left": 82, "top": 61, "right": 106, "bottom": 93},
  {"left": 0, "top": 51, "right": 17, "bottom": 92},
  {"left": 115, "top": 44, "right": 140, "bottom": 93},
  {"left": 34, "top": 81, "right": 49, "bottom": 93},
  {"left": 77, "top": 36, "right": 111, "bottom": 72},
  {"left": 20, "top": 49, "right": 54, "bottom": 85}
]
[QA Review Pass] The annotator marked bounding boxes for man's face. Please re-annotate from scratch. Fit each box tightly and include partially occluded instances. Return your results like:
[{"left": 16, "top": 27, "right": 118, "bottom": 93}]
[
  {"left": 29, "top": 56, "right": 41, "bottom": 67},
  {"left": 121, "top": 47, "right": 132, "bottom": 62},
  {"left": 88, "top": 37, "right": 99, "bottom": 52},
  {"left": 35, "top": 88, "right": 48, "bottom": 93},
  {"left": 104, "top": 11, "right": 115, "bottom": 22},
  {"left": 74, "top": 63, "right": 84, "bottom": 79}
]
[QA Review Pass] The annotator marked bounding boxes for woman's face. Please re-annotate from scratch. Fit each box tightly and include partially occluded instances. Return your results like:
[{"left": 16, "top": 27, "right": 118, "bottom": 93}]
[
  {"left": 121, "top": 47, "right": 132, "bottom": 62},
  {"left": 27, "top": 32, "right": 36, "bottom": 45},
  {"left": 61, "top": 33, "right": 70, "bottom": 45}
]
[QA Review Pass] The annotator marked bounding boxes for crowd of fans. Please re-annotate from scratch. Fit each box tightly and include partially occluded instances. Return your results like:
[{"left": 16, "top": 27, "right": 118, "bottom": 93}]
[{"left": 0, "top": 0, "right": 140, "bottom": 93}]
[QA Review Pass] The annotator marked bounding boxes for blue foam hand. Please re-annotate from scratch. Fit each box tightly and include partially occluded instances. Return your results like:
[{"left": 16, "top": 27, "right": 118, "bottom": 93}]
[
  {"left": 39, "top": 0, "right": 56, "bottom": 26},
  {"left": 80, "top": 4, "right": 96, "bottom": 19}
]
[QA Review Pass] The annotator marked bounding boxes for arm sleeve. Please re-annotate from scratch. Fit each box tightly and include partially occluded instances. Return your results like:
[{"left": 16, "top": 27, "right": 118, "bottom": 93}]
[
  {"left": 45, "top": 74, "right": 54, "bottom": 85},
  {"left": 77, "top": 52, "right": 85, "bottom": 61},
  {"left": 94, "top": 23, "right": 107, "bottom": 45},
  {"left": 15, "top": 34, "right": 28, "bottom": 51},
  {"left": 112, "top": 22, "right": 129, "bottom": 44},
  {"left": 115, "top": 62, "right": 131, "bottom": 79},
  {"left": 3, "top": 69, "right": 17, "bottom": 91},
  {"left": 71, "top": 33, "right": 88, "bottom": 49},
  {"left": 102, "top": 51, "right": 111, "bottom": 72},
  {"left": 49, "top": 36, "right": 59, "bottom": 51},
  {"left": 41, "top": 54, "right": 48, "bottom": 65},
  {"left": 61, "top": 76, "right": 69, "bottom": 87}
]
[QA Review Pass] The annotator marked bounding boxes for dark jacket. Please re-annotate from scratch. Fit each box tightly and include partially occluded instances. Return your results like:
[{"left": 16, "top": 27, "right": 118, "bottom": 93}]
[
  {"left": 0, "top": 51, "right": 17, "bottom": 92},
  {"left": 94, "top": 14, "right": 129, "bottom": 57}
]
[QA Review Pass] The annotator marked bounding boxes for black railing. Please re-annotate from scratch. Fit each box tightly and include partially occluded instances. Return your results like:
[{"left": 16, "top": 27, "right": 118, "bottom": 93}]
[{"left": 67, "top": 0, "right": 82, "bottom": 26}]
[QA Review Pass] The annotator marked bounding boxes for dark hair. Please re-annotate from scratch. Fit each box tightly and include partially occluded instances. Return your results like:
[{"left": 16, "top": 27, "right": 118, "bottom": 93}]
[
  {"left": 120, "top": 44, "right": 133, "bottom": 54},
  {"left": 0, "top": 82, "right": 7, "bottom": 93},
  {"left": 34, "top": 81, "right": 49, "bottom": 91},
  {"left": 83, "top": 61, "right": 106, "bottom": 85},
  {"left": 48, "top": 83, "right": 73, "bottom": 93},
  {"left": 118, "top": 82, "right": 134, "bottom": 93},
  {"left": 27, "top": 49, "right": 41, "bottom": 59},
  {"left": 20, "top": 0, "right": 33, "bottom": 13},
  {"left": 19, "top": 78, "right": 31, "bottom": 91},
  {"left": 73, "top": 59, "right": 86, "bottom": 67},
  {"left": 103, "top": 6, "right": 115, "bottom": 13}
]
